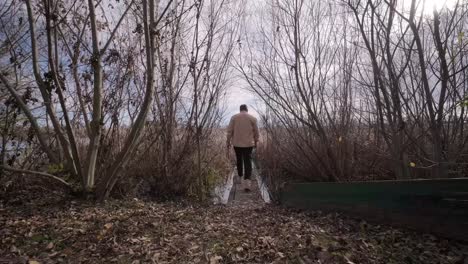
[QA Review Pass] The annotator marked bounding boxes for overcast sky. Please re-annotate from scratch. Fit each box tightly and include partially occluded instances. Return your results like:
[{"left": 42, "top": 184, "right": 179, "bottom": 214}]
[{"left": 222, "top": 0, "right": 265, "bottom": 123}]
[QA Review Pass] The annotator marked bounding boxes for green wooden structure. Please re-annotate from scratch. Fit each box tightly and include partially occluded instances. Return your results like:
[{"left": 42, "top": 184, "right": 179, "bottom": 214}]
[{"left": 280, "top": 178, "right": 468, "bottom": 241}]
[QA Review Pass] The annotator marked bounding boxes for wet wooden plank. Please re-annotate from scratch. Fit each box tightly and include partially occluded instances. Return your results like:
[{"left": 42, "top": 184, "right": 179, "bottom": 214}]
[{"left": 229, "top": 175, "right": 263, "bottom": 207}]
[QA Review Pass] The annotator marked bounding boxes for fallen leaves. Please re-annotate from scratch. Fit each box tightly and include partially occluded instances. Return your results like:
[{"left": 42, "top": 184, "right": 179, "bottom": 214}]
[
  {"left": 209, "top": 255, "right": 223, "bottom": 264},
  {"left": 0, "top": 197, "right": 467, "bottom": 264},
  {"left": 46, "top": 242, "right": 54, "bottom": 250}
]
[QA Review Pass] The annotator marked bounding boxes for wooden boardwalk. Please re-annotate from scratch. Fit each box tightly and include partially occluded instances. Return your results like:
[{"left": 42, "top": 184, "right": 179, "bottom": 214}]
[
  {"left": 228, "top": 177, "right": 263, "bottom": 207},
  {"left": 213, "top": 162, "right": 271, "bottom": 206}
]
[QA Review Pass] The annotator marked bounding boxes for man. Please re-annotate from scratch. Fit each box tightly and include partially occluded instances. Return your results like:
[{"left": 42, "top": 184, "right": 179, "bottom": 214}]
[{"left": 226, "top": 104, "right": 259, "bottom": 192}]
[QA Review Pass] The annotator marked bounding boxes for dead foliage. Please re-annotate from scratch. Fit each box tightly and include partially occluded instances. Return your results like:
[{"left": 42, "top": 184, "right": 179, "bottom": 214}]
[{"left": 0, "top": 192, "right": 467, "bottom": 264}]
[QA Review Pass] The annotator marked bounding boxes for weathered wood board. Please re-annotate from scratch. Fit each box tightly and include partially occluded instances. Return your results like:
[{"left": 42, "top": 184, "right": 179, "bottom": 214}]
[{"left": 280, "top": 178, "right": 468, "bottom": 241}]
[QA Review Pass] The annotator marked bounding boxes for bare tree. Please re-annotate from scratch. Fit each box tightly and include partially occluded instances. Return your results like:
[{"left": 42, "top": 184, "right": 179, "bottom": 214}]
[{"left": 237, "top": 0, "right": 359, "bottom": 181}]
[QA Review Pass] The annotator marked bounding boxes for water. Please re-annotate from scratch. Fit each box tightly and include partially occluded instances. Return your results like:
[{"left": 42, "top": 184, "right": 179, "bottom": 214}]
[
  {"left": 256, "top": 172, "right": 271, "bottom": 203},
  {"left": 213, "top": 169, "right": 235, "bottom": 205},
  {"left": 253, "top": 161, "right": 271, "bottom": 203}
]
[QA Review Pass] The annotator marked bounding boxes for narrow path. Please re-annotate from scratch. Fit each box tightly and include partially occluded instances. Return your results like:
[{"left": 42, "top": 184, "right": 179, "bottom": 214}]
[
  {"left": 214, "top": 161, "right": 270, "bottom": 207},
  {"left": 227, "top": 159, "right": 270, "bottom": 208},
  {"left": 229, "top": 177, "right": 263, "bottom": 208}
]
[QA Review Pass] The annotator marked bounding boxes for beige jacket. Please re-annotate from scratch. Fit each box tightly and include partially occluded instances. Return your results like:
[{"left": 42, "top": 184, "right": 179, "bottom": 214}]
[{"left": 227, "top": 111, "right": 259, "bottom": 147}]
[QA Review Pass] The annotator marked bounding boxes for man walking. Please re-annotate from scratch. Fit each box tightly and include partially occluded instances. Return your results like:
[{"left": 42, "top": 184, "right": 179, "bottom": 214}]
[{"left": 227, "top": 104, "right": 259, "bottom": 191}]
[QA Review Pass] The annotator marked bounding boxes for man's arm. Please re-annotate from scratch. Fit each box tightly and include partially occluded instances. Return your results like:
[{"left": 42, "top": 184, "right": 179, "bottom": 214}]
[{"left": 226, "top": 116, "right": 234, "bottom": 147}]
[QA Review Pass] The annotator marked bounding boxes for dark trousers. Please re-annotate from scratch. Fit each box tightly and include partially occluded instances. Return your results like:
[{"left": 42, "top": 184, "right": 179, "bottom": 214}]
[{"left": 234, "top": 147, "right": 253, "bottom": 179}]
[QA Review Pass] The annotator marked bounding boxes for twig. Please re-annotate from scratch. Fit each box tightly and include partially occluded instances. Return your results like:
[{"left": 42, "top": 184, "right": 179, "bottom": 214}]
[{"left": 0, "top": 165, "right": 72, "bottom": 190}]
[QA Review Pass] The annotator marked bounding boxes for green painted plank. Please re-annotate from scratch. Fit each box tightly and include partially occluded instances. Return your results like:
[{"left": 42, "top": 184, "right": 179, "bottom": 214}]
[{"left": 280, "top": 178, "right": 468, "bottom": 241}]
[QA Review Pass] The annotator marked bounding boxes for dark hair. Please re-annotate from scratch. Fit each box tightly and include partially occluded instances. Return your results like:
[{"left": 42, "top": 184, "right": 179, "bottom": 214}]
[{"left": 240, "top": 104, "right": 248, "bottom": 112}]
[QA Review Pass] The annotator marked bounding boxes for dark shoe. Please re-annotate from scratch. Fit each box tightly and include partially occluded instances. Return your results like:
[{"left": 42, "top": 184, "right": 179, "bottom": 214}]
[
  {"left": 235, "top": 176, "right": 241, "bottom": 184},
  {"left": 244, "top": 179, "right": 252, "bottom": 192}
]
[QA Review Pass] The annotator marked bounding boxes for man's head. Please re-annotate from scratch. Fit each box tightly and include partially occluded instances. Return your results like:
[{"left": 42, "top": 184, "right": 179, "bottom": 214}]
[{"left": 240, "top": 104, "right": 248, "bottom": 112}]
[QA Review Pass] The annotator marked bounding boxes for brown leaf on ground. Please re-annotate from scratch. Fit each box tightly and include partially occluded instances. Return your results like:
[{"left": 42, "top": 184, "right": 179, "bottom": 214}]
[{"left": 0, "top": 192, "right": 467, "bottom": 264}]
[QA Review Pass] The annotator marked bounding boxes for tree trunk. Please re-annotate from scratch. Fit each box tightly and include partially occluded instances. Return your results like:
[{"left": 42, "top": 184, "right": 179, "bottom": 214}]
[
  {"left": 83, "top": 0, "right": 104, "bottom": 191},
  {"left": 95, "top": 0, "right": 158, "bottom": 201}
]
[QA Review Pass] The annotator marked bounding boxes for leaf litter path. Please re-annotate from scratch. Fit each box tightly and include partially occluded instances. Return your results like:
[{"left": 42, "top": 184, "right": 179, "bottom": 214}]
[{"left": 1, "top": 188, "right": 468, "bottom": 264}]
